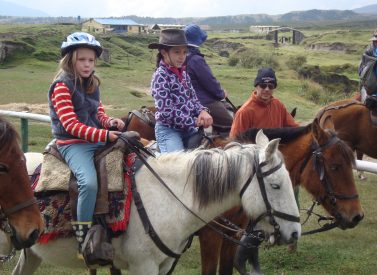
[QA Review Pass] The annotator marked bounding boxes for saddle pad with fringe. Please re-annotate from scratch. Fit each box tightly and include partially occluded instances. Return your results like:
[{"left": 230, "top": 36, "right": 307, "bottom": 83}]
[
  {"left": 35, "top": 148, "right": 124, "bottom": 193},
  {"left": 34, "top": 154, "right": 136, "bottom": 244}
]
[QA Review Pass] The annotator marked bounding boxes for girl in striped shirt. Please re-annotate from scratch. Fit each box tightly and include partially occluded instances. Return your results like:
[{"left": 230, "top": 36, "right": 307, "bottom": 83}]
[{"left": 47, "top": 32, "right": 124, "bottom": 259}]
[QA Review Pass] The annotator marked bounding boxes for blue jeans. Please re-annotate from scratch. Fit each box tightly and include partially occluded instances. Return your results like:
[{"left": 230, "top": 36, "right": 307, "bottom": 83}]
[
  {"left": 155, "top": 123, "right": 198, "bottom": 153},
  {"left": 58, "top": 142, "right": 105, "bottom": 222}
]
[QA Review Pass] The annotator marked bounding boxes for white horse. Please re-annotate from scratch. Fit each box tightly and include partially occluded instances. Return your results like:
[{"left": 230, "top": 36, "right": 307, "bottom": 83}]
[{"left": 12, "top": 130, "right": 300, "bottom": 275}]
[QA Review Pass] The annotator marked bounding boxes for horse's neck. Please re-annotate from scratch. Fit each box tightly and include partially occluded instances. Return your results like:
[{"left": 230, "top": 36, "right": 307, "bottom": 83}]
[{"left": 136, "top": 156, "right": 241, "bottom": 234}]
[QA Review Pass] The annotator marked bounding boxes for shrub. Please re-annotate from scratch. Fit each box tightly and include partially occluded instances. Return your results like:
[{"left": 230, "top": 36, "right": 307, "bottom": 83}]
[
  {"left": 286, "top": 55, "right": 307, "bottom": 71},
  {"left": 33, "top": 50, "right": 59, "bottom": 61},
  {"left": 228, "top": 56, "right": 239, "bottom": 66},
  {"left": 229, "top": 48, "right": 279, "bottom": 69}
]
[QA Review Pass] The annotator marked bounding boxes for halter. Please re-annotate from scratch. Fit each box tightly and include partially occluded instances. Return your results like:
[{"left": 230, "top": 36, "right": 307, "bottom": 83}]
[
  {"left": 0, "top": 163, "right": 38, "bottom": 239},
  {"left": 242, "top": 153, "right": 300, "bottom": 242},
  {"left": 299, "top": 134, "right": 359, "bottom": 235}
]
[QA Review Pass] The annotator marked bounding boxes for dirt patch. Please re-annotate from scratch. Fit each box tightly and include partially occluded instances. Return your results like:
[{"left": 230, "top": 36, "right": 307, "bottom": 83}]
[{"left": 0, "top": 103, "right": 49, "bottom": 114}]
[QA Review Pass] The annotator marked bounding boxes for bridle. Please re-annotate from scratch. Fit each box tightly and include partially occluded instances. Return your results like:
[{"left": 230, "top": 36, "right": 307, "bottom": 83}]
[
  {"left": 0, "top": 163, "right": 38, "bottom": 242},
  {"left": 299, "top": 134, "right": 359, "bottom": 235},
  {"left": 241, "top": 152, "right": 300, "bottom": 243}
]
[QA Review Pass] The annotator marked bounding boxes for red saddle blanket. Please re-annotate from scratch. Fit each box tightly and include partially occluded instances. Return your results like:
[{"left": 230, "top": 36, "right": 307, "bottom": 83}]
[{"left": 31, "top": 154, "right": 135, "bottom": 244}]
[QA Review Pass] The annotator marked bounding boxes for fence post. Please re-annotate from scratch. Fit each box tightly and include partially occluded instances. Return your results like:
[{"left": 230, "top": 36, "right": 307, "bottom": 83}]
[{"left": 20, "top": 118, "right": 29, "bottom": 152}]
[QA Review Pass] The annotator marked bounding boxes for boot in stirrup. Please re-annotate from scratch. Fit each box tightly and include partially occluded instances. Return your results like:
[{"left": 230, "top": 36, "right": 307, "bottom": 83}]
[{"left": 72, "top": 221, "right": 92, "bottom": 260}]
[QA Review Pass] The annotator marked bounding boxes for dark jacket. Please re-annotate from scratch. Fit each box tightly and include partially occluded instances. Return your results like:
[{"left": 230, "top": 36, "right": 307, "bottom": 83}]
[
  {"left": 48, "top": 73, "right": 102, "bottom": 140},
  {"left": 186, "top": 48, "right": 225, "bottom": 105},
  {"left": 359, "top": 44, "right": 376, "bottom": 76}
]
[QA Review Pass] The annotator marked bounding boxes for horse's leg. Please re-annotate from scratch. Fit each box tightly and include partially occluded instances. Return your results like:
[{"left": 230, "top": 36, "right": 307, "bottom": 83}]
[
  {"left": 12, "top": 248, "right": 42, "bottom": 275},
  {"left": 110, "top": 267, "right": 122, "bottom": 275},
  {"left": 198, "top": 226, "right": 223, "bottom": 275},
  {"left": 233, "top": 235, "right": 263, "bottom": 275},
  {"left": 219, "top": 239, "right": 237, "bottom": 275},
  {"left": 88, "top": 267, "right": 121, "bottom": 274},
  {"left": 356, "top": 150, "right": 367, "bottom": 180}
]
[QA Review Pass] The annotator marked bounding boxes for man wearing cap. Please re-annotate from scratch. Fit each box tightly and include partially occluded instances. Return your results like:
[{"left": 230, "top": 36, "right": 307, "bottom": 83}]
[
  {"left": 229, "top": 67, "right": 298, "bottom": 138},
  {"left": 184, "top": 24, "right": 233, "bottom": 135},
  {"left": 358, "top": 28, "right": 377, "bottom": 103}
]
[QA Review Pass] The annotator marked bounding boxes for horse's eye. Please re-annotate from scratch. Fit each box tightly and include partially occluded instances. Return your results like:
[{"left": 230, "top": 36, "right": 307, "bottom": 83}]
[
  {"left": 330, "top": 164, "right": 339, "bottom": 171},
  {"left": 0, "top": 163, "right": 9, "bottom": 173},
  {"left": 271, "top": 183, "right": 280, "bottom": 190}
]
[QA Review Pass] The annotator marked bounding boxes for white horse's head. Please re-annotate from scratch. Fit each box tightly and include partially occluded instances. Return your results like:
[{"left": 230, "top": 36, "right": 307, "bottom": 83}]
[{"left": 240, "top": 130, "right": 301, "bottom": 245}]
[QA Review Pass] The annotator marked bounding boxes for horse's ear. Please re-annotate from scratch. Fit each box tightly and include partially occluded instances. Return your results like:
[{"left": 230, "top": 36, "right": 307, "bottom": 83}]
[
  {"left": 265, "top": 138, "right": 281, "bottom": 160},
  {"left": 255, "top": 129, "right": 269, "bottom": 147},
  {"left": 312, "top": 116, "right": 333, "bottom": 144}
]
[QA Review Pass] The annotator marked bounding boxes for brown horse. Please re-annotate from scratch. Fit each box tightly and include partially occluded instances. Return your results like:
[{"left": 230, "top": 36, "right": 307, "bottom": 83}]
[
  {"left": 197, "top": 117, "right": 364, "bottom": 275},
  {"left": 0, "top": 117, "right": 44, "bottom": 250},
  {"left": 121, "top": 106, "right": 156, "bottom": 141},
  {"left": 317, "top": 98, "right": 377, "bottom": 162}
]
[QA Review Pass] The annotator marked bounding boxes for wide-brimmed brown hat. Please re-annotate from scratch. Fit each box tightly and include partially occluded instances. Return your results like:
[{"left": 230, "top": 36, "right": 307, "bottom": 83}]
[{"left": 148, "top": 29, "right": 189, "bottom": 49}]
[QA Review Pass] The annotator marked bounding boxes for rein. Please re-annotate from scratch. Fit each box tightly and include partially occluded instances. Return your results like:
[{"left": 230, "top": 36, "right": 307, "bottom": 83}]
[{"left": 299, "top": 135, "right": 358, "bottom": 235}]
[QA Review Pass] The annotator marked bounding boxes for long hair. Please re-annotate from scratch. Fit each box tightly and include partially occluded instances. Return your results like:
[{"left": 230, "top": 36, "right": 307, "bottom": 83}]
[
  {"left": 155, "top": 46, "right": 172, "bottom": 69},
  {"left": 53, "top": 49, "right": 100, "bottom": 94}
]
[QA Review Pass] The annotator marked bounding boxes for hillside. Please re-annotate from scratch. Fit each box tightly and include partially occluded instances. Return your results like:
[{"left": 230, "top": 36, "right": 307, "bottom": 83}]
[{"left": 353, "top": 4, "right": 377, "bottom": 14}]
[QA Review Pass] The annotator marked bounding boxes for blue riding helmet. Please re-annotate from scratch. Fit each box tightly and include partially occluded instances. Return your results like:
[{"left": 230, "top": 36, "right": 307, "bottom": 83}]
[{"left": 61, "top": 32, "right": 103, "bottom": 57}]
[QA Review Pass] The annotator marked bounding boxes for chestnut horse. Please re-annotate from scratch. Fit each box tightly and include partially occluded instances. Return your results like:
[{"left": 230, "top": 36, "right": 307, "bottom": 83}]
[
  {"left": 121, "top": 106, "right": 156, "bottom": 141},
  {"left": 197, "top": 117, "right": 363, "bottom": 275},
  {"left": 317, "top": 99, "right": 377, "bottom": 172},
  {"left": 0, "top": 117, "right": 44, "bottom": 250}
]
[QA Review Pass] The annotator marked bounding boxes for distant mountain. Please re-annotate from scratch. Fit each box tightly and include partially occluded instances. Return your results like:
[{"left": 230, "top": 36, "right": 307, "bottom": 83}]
[
  {"left": 127, "top": 9, "right": 366, "bottom": 26},
  {"left": 353, "top": 4, "right": 377, "bottom": 14},
  {"left": 0, "top": 0, "right": 49, "bottom": 17},
  {"left": 279, "top": 9, "right": 358, "bottom": 21}
]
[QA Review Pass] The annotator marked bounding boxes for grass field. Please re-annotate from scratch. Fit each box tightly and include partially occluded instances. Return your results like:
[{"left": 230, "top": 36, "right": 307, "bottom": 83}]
[{"left": 1, "top": 23, "right": 376, "bottom": 274}]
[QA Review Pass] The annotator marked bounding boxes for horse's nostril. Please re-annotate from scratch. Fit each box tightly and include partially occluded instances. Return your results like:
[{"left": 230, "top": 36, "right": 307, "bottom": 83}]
[
  {"left": 353, "top": 213, "right": 364, "bottom": 224},
  {"left": 291, "top": 231, "right": 299, "bottom": 240},
  {"left": 29, "top": 229, "right": 40, "bottom": 243}
]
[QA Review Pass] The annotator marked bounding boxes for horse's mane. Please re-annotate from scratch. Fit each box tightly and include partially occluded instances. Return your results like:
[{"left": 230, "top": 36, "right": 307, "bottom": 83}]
[
  {"left": 236, "top": 125, "right": 311, "bottom": 144},
  {"left": 0, "top": 117, "right": 20, "bottom": 154},
  {"left": 189, "top": 143, "right": 255, "bottom": 208}
]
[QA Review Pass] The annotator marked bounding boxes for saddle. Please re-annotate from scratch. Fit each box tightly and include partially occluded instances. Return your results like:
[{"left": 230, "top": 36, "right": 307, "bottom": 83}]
[{"left": 36, "top": 131, "right": 141, "bottom": 217}]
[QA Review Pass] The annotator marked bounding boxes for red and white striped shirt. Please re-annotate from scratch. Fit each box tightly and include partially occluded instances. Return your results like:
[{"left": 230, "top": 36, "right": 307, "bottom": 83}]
[{"left": 51, "top": 82, "right": 112, "bottom": 145}]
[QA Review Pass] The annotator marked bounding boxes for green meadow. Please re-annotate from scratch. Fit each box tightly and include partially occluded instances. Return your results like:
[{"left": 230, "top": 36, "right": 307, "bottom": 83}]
[{"left": 1, "top": 23, "right": 376, "bottom": 274}]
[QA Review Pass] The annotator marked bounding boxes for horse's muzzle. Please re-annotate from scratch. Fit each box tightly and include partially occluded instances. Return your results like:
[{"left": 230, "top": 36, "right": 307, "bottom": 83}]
[{"left": 10, "top": 227, "right": 40, "bottom": 250}]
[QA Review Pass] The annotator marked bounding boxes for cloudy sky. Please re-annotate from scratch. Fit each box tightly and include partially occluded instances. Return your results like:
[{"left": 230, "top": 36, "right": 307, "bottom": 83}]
[{"left": 3, "top": 0, "right": 377, "bottom": 18}]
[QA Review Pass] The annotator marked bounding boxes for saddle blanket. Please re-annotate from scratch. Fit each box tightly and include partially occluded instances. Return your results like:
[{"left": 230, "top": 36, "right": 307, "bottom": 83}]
[
  {"left": 35, "top": 143, "right": 125, "bottom": 192},
  {"left": 32, "top": 154, "right": 137, "bottom": 244}
]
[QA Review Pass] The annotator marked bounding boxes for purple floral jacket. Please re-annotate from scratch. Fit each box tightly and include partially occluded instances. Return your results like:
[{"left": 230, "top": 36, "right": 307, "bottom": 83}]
[{"left": 151, "top": 61, "right": 205, "bottom": 130}]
